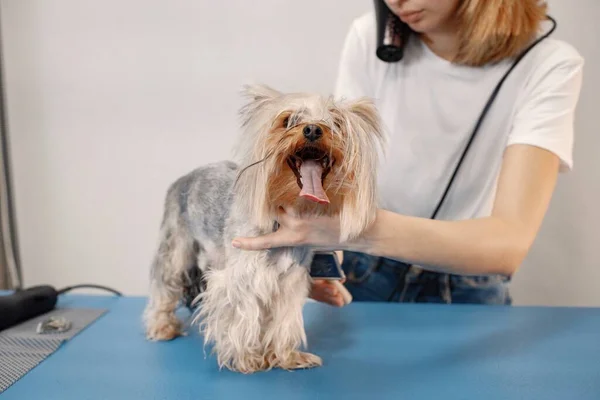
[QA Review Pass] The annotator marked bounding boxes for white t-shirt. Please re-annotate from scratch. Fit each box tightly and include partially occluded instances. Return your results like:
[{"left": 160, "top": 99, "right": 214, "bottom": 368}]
[{"left": 334, "top": 12, "right": 584, "bottom": 220}]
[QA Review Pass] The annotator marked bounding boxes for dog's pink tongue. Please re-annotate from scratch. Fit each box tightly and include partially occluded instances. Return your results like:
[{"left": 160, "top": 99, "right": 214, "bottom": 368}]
[{"left": 299, "top": 160, "right": 329, "bottom": 204}]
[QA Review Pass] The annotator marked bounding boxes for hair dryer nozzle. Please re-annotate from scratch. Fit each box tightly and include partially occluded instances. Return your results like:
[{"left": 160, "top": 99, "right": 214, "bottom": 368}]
[{"left": 374, "top": 0, "right": 410, "bottom": 62}]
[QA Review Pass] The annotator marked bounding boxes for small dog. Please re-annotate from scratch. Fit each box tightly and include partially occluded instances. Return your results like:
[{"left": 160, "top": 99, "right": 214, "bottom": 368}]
[{"left": 143, "top": 84, "right": 385, "bottom": 373}]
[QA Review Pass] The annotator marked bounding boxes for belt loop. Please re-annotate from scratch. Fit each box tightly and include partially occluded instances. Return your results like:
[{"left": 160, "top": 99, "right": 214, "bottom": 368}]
[
  {"left": 439, "top": 273, "right": 452, "bottom": 304},
  {"left": 397, "top": 266, "right": 412, "bottom": 302},
  {"left": 406, "top": 265, "right": 423, "bottom": 281},
  {"left": 386, "top": 261, "right": 410, "bottom": 302},
  {"left": 389, "top": 263, "right": 421, "bottom": 302}
]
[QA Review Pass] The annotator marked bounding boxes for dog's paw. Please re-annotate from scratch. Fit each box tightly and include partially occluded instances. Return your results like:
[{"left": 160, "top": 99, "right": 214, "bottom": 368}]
[
  {"left": 145, "top": 315, "right": 183, "bottom": 341},
  {"left": 220, "top": 355, "right": 270, "bottom": 374},
  {"left": 279, "top": 351, "right": 323, "bottom": 371},
  {"left": 220, "top": 351, "right": 322, "bottom": 373}
]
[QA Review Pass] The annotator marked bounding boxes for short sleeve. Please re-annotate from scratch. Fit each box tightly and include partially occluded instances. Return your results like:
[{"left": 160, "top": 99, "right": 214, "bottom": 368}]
[
  {"left": 507, "top": 44, "right": 584, "bottom": 172},
  {"left": 334, "top": 18, "right": 374, "bottom": 101}
]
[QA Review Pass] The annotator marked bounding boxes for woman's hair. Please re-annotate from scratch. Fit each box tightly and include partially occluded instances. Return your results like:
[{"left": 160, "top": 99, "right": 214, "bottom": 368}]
[{"left": 453, "top": 0, "right": 548, "bottom": 66}]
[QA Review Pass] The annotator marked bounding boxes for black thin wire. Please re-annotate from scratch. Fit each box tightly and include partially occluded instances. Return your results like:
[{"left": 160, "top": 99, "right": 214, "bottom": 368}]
[
  {"left": 233, "top": 151, "right": 274, "bottom": 188},
  {"left": 57, "top": 284, "right": 123, "bottom": 296},
  {"left": 430, "top": 16, "right": 557, "bottom": 220}
]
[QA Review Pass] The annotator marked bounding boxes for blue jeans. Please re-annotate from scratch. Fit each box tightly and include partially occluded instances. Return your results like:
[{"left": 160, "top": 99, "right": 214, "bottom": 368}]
[{"left": 341, "top": 251, "right": 511, "bottom": 305}]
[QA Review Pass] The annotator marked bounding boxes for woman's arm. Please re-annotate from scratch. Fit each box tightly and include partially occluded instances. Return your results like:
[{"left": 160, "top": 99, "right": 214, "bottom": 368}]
[
  {"left": 353, "top": 144, "right": 560, "bottom": 276},
  {"left": 232, "top": 143, "right": 560, "bottom": 277},
  {"left": 355, "top": 48, "right": 584, "bottom": 276}
]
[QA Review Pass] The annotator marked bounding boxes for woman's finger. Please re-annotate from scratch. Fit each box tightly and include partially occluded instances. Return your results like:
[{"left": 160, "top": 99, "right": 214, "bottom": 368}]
[
  {"left": 233, "top": 211, "right": 309, "bottom": 250},
  {"left": 311, "top": 293, "right": 343, "bottom": 307},
  {"left": 310, "top": 280, "right": 345, "bottom": 307},
  {"left": 310, "top": 289, "right": 343, "bottom": 307},
  {"left": 232, "top": 230, "right": 290, "bottom": 250}
]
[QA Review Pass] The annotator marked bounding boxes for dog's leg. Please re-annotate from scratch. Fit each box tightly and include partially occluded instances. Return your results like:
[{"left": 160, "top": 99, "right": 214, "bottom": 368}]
[
  {"left": 262, "top": 264, "right": 322, "bottom": 370},
  {"left": 144, "top": 211, "right": 196, "bottom": 341},
  {"left": 194, "top": 250, "right": 278, "bottom": 374}
]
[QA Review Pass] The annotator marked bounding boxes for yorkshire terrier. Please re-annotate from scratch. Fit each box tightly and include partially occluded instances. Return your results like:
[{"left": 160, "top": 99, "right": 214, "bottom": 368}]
[{"left": 143, "top": 84, "right": 385, "bottom": 373}]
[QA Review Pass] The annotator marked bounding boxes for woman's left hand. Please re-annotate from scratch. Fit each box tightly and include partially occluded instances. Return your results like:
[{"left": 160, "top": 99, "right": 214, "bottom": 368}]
[{"left": 231, "top": 206, "right": 342, "bottom": 251}]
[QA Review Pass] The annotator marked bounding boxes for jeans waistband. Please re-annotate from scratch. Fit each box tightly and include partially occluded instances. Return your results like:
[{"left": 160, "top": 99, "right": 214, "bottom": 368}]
[{"left": 341, "top": 252, "right": 510, "bottom": 304}]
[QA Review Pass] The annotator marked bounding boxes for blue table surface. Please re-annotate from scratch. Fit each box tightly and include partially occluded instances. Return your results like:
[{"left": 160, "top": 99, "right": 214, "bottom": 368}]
[{"left": 2, "top": 294, "right": 600, "bottom": 400}]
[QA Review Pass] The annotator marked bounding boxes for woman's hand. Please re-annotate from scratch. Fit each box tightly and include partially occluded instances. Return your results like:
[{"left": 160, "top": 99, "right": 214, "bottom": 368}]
[
  {"left": 310, "top": 279, "right": 347, "bottom": 307},
  {"left": 231, "top": 208, "right": 350, "bottom": 307},
  {"left": 231, "top": 206, "right": 343, "bottom": 251}
]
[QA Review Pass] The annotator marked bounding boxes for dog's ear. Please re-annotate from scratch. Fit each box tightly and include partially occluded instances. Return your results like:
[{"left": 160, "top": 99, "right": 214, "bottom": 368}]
[
  {"left": 342, "top": 97, "right": 387, "bottom": 165},
  {"left": 241, "top": 83, "right": 282, "bottom": 102},
  {"left": 337, "top": 97, "right": 386, "bottom": 242},
  {"left": 346, "top": 97, "right": 386, "bottom": 144},
  {"left": 239, "top": 83, "right": 283, "bottom": 129},
  {"left": 233, "top": 84, "right": 283, "bottom": 231}
]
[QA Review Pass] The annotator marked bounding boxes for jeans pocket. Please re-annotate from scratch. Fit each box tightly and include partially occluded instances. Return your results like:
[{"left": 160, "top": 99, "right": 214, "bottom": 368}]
[
  {"left": 343, "top": 252, "right": 381, "bottom": 284},
  {"left": 449, "top": 274, "right": 511, "bottom": 305},
  {"left": 450, "top": 274, "right": 508, "bottom": 288}
]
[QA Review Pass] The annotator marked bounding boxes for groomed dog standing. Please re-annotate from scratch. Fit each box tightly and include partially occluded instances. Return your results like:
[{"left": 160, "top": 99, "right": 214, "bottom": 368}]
[{"left": 143, "top": 84, "right": 385, "bottom": 373}]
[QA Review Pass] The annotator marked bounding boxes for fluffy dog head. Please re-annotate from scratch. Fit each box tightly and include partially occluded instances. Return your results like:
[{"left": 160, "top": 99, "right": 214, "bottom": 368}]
[{"left": 233, "top": 84, "right": 385, "bottom": 242}]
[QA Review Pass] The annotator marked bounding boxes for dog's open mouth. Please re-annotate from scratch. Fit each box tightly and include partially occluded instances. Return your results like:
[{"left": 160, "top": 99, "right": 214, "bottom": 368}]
[{"left": 287, "top": 147, "right": 333, "bottom": 205}]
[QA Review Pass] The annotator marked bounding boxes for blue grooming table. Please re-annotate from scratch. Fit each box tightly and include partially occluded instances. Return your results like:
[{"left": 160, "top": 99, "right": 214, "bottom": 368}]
[{"left": 2, "top": 294, "right": 599, "bottom": 399}]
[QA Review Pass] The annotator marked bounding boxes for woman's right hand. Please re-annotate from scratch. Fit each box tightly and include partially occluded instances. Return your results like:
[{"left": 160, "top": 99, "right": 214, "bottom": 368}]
[{"left": 309, "top": 279, "right": 348, "bottom": 307}]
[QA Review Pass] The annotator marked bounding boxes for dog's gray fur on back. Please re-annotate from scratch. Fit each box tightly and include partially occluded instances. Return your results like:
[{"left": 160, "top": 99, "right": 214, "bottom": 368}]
[{"left": 152, "top": 161, "right": 237, "bottom": 309}]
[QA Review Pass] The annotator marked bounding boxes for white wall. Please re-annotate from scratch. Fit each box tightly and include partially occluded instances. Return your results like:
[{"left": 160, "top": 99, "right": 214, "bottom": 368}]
[
  {"left": 509, "top": 1, "right": 600, "bottom": 307},
  {"left": 2, "top": 0, "right": 599, "bottom": 306}
]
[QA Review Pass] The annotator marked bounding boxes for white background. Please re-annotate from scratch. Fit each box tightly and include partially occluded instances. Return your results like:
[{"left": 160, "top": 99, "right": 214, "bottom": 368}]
[{"left": 2, "top": 0, "right": 599, "bottom": 306}]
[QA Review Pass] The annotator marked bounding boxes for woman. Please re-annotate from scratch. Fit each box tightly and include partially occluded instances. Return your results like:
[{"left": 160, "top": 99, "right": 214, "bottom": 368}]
[{"left": 232, "top": 0, "right": 584, "bottom": 306}]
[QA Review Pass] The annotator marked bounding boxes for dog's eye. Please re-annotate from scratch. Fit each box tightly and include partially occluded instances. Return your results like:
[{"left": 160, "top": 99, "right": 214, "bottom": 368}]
[
  {"left": 333, "top": 119, "right": 343, "bottom": 131},
  {"left": 282, "top": 116, "right": 290, "bottom": 128}
]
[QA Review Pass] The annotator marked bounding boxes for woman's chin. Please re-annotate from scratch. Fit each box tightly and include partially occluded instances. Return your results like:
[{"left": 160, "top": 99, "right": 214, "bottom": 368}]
[{"left": 405, "top": 19, "right": 431, "bottom": 33}]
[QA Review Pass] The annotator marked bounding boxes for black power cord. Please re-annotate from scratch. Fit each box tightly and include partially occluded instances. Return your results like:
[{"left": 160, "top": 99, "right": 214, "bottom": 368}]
[
  {"left": 56, "top": 284, "right": 122, "bottom": 296},
  {"left": 1, "top": 284, "right": 122, "bottom": 332}
]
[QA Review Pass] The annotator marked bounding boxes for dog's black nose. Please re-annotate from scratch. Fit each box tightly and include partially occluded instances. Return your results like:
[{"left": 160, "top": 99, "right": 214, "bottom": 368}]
[{"left": 303, "top": 124, "right": 323, "bottom": 142}]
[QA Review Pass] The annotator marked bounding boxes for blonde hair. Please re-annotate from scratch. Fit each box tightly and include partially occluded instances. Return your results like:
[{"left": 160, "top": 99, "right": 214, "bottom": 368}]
[{"left": 453, "top": 0, "right": 548, "bottom": 66}]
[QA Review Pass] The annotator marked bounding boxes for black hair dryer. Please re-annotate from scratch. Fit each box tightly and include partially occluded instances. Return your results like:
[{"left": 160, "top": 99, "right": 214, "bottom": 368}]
[{"left": 374, "top": 0, "right": 411, "bottom": 62}]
